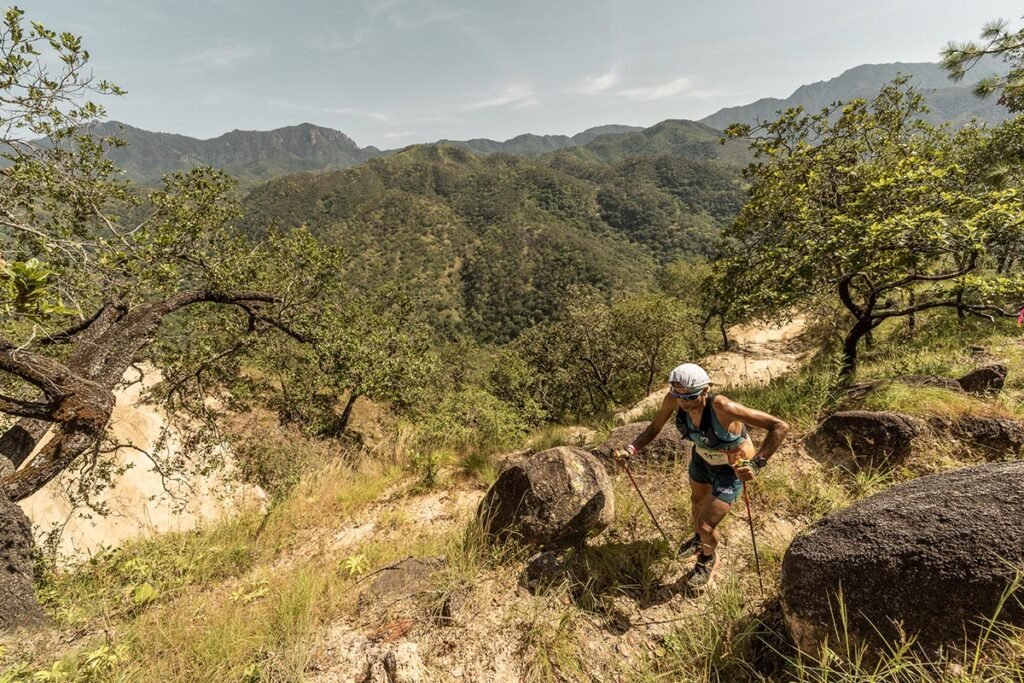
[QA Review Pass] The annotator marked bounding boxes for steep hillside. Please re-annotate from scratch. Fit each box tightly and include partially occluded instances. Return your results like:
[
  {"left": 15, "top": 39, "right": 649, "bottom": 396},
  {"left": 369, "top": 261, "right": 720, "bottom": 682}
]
[
  {"left": 10, "top": 314, "right": 1023, "bottom": 681},
  {"left": 702, "top": 61, "right": 1009, "bottom": 129},
  {"left": 556, "top": 119, "right": 752, "bottom": 166},
  {"left": 240, "top": 143, "right": 745, "bottom": 342}
]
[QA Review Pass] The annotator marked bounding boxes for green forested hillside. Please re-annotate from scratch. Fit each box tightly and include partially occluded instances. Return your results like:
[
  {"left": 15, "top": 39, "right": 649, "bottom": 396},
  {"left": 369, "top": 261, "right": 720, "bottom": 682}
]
[
  {"left": 240, "top": 142, "right": 745, "bottom": 342},
  {"left": 437, "top": 124, "right": 643, "bottom": 156},
  {"left": 555, "top": 119, "right": 752, "bottom": 166}
]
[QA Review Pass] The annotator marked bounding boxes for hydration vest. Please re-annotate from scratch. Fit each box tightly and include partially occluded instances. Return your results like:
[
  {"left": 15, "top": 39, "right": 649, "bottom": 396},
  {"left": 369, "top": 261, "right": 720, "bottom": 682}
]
[{"left": 675, "top": 393, "right": 748, "bottom": 466}]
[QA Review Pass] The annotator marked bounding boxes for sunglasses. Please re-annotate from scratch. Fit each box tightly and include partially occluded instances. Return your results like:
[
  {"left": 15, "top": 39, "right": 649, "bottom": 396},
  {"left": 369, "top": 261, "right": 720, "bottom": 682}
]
[{"left": 670, "top": 386, "right": 705, "bottom": 400}]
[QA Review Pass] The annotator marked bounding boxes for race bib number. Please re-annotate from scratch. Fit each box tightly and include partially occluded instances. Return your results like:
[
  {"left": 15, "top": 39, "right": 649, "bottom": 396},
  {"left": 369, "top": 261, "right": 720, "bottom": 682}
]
[{"left": 695, "top": 444, "right": 732, "bottom": 467}]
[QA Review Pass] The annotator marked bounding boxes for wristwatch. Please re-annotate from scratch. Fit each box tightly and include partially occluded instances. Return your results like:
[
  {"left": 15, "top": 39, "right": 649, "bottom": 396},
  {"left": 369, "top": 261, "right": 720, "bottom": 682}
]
[{"left": 751, "top": 456, "right": 768, "bottom": 473}]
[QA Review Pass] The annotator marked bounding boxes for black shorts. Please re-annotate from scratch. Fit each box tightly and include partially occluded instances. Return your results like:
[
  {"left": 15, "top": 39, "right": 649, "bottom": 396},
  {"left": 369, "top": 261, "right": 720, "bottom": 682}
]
[{"left": 688, "top": 448, "right": 743, "bottom": 504}]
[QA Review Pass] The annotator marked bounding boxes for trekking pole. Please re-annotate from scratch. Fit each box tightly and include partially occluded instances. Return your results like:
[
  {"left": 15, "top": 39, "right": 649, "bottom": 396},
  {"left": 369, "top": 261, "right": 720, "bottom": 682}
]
[
  {"left": 741, "top": 487, "right": 765, "bottom": 598},
  {"left": 621, "top": 460, "right": 674, "bottom": 548}
]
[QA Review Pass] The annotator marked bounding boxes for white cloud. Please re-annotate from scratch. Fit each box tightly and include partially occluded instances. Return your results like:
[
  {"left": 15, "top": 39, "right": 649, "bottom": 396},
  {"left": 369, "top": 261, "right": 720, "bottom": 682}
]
[
  {"left": 316, "top": 4, "right": 470, "bottom": 51},
  {"left": 574, "top": 69, "right": 619, "bottom": 95},
  {"left": 381, "top": 130, "right": 414, "bottom": 139},
  {"left": 267, "top": 99, "right": 391, "bottom": 122},
  {"left": 465, "top": 84, "right": 538, "bottom": 110},
  {"left": 314, "top": 25, "right": 375, "bottom": 52},
  {"left": 618, "top": 76, "right": 693, "bottom": 101},
  {"left": 179, "top": 44, "right": 265, "bottom": 69}
]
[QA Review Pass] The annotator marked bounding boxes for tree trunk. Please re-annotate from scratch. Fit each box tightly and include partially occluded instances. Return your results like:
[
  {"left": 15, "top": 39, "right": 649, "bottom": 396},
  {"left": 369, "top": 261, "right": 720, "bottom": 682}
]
[
  {"left": 907, "top": 290, "right": 916, "bottom": 336},
  {"left": 337, "top": 392, "right": 360, "bottom": 436},
  {"left": 841, "top": 317, "right": 875, "bottom": 380},
  {"left": 719, "top": 316, "right": 730, "bottom": 351},
  {"left": 0, "top": 492, "right": 46, "bottom": 631}
]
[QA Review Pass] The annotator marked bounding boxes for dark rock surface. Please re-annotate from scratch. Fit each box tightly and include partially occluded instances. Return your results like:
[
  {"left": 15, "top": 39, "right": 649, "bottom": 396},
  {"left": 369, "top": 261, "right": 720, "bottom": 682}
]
[
  {"left": 478, "top": 447, "right": 614, "bottom": 549},
  {"left": 521, "top": 550, "right": 569, "bottom": 593},
  {"left": 780, "top": 461, "right": 1024, "bottom": 655},
  {"left": 931, "top": 415, "right": 1024, "bottom": 457},
  {"left": 591, "top": 422, "right": 688, "bottom": 463},
  {"left": 361, "top": 556, "right": 446, "bottom": 606},
  {"left": 804, "top": 411, "right": 927, "bottom": 466},
  {"left": 0, "top": 494, "right": 46, "bottom": 632},
  {"left": 957, "top": 364, "right": 1008, "bottom": 396}
]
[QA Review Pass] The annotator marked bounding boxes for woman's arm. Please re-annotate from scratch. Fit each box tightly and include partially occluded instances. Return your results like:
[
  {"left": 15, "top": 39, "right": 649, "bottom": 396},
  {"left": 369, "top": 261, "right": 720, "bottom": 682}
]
[
  {"left": 713, "top": 395, "right": 789, "bottom": 463},
  {"left": 619, "top": 392, "right": 677, "bottom": 456}
]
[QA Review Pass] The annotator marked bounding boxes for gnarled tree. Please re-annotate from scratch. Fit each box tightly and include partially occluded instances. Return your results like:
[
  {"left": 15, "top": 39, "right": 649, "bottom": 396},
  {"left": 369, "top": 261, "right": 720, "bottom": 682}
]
[
  {"left": 715, "top": 78, "right": 1024, "bottom": 378},
  {"left": 0, "top": 8, "right": 340, "bottom": 629}
]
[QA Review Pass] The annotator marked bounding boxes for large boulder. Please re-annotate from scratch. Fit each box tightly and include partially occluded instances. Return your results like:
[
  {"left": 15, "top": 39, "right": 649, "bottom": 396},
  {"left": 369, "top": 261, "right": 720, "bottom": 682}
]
[
  {"left": 0, "top": 495, "right": 45, "bottom": 632},
  {"left": 591, "top": 422, "right": 688, "bottom": 463},
  {"left": 957, "top": 364, "right": 1008, "bottom": 395},
  {"left": 780, "top": 461, "right": 1024, "bottom": 655},
  {"left": 805, "top": 411, "right": 927, "bottom": 467},
  {"left": 477, "top": 447, "right": 614, "bottom": 549}
]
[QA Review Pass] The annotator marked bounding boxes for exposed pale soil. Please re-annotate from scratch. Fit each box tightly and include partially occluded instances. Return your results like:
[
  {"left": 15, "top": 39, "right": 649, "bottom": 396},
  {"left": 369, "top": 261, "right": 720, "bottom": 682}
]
[
  {"left": 18, "top": 365, "right": 266, "bottom": 563},
  {"left": 617, "top": 316, "right": 807, "bottom": 424}
]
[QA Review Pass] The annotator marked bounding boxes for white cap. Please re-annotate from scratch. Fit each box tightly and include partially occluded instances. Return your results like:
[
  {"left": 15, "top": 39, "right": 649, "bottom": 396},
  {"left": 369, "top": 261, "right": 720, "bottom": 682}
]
[{"left": 667, "top": 363, "right": 711, "bottom": 390}]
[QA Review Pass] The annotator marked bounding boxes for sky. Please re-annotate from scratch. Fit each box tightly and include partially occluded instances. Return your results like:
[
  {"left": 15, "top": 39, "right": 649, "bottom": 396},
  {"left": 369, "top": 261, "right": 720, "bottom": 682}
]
[{"left": 20, "top": 0, "right": 1024, "bottom": 148}]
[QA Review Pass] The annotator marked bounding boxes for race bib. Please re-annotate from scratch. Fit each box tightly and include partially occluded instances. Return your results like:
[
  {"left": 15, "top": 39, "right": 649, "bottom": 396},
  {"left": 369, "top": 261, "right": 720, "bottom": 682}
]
[{"left": 694, "top": 444, "right": 732, "bottom": 467}]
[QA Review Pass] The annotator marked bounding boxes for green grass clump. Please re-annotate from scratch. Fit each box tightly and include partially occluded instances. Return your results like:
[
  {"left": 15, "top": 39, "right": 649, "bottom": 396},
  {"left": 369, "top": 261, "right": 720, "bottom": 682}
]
[
  {"left": 753, "top": 460, "right": 850, "bottom": 521},
  {"left": 654, "top": 576, "right": 759, "bottom": 681},
  {"left": 515, "top": 599, "right": 587, "bottom": 683},
  {"left": 861, "top": 384, "right": 1017, "bottom": 418},
  {"left": 37, "top": 515, "right": 261, "bottom": 627}
]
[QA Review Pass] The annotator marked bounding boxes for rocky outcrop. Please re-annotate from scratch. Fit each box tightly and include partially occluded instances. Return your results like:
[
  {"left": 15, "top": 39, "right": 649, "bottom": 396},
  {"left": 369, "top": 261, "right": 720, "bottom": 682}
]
[
  {"left": 931, "top": 415, "right": 1024, "bottom": 457},
  {"left": 0, "top": 494, "right": 46, "bottom": 631},
  {"left": 957, "top": 364, "right": 1008, "bottom": 395},
  {"left": 477, "top": 447, "right": 614, "bottom": 549},
  {"left": 780, "top": 461, "right": 1024, "bottom": 655},
  {"left": 591, "top": 422, "right": 688, "bottom": 463},
  {"left": 361, "top": 557, "right": 446, "bottom": 607},
  {"left": 804, "top": 411, "right": 927, "bottom": 467},
  {"left": 312, "top": 624, "right": 427, "bottom": 683}
]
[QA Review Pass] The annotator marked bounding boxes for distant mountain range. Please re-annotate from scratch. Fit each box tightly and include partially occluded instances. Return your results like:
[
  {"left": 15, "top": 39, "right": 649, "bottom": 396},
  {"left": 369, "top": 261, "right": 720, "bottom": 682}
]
[
  {"left": 436, "top": 124, "right": 643, "bottom": 156},
  {"left": 88, "top": 121, "right": 381, "bottom": 184},
  {"left": 700, "top": 61, "right": 1009, "bottom": 130},
  {"left": 86, "top": 60, "right": 1011, "bottom": 184}
]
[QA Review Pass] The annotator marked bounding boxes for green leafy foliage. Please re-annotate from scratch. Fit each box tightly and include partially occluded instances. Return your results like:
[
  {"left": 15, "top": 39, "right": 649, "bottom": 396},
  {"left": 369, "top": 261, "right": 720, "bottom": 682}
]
[
  {"left": 503, "top": 287, "right": 710, "bottom": 419},
  {"left": 717, "top": 78, "right": 1024, "bottom": 376},
  {"left": 943, "top": 17, "right": 1024, "bottom": 112},
  {"left": 239, "top": 138, "right": 744, "bottom": 343}
]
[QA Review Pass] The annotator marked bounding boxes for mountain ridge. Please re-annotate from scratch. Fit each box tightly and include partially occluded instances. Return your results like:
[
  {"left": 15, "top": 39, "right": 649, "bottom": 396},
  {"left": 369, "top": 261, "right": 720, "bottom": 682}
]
[
  {"left": 86, "top": 59, "right": 1010, "bottom": 184},
  {"left": 700, "top": 60, "right": 1009, "bottom": 129}
]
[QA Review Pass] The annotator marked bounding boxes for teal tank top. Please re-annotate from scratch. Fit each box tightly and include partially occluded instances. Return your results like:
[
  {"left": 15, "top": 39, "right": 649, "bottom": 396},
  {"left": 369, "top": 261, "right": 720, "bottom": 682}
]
[{"left": 675, "top": 394, "right": 747, "bottom": 465}]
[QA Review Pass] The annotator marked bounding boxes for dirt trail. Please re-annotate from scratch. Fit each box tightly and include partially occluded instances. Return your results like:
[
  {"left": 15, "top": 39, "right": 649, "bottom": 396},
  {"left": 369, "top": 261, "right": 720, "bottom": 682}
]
[
  {"left": 702, "top": 315, "right": 807, "bottom": 388},
  {"left": 617, "top": 316, "right": 808, "bottom": 424},
  {"left": 18, "top": 365, "right": 266, "bottom": 563}
]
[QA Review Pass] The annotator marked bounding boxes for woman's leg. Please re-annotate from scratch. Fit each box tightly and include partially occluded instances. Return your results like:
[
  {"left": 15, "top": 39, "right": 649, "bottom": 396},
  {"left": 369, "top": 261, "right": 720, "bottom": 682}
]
[
  {"left": 695, "top": 495, "right": 732, "bottom": 557},
  {"left": 689, "top": 478, "right": 712, "bottom": 536}
]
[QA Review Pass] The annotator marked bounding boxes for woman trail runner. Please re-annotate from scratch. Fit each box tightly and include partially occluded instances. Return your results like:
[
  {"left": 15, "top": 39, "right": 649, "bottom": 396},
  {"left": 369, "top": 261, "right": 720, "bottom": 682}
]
[{"left": 615, "top": 363, "right": 789, "bottom": 590}]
